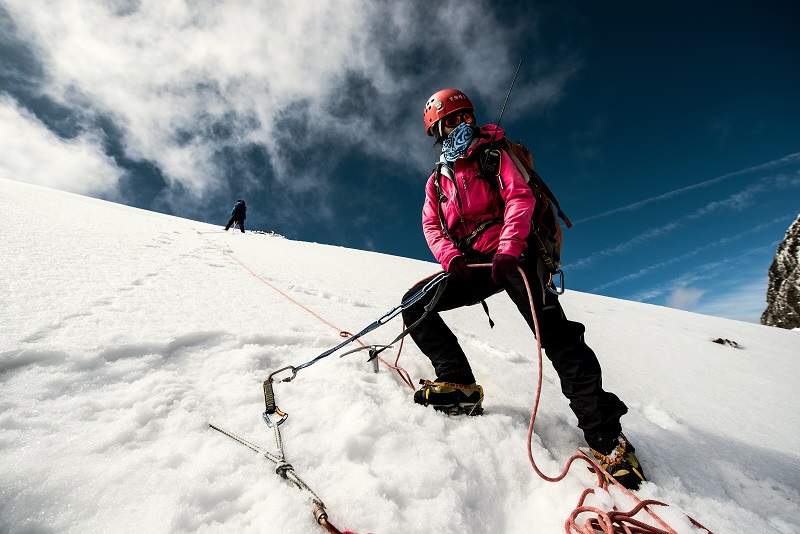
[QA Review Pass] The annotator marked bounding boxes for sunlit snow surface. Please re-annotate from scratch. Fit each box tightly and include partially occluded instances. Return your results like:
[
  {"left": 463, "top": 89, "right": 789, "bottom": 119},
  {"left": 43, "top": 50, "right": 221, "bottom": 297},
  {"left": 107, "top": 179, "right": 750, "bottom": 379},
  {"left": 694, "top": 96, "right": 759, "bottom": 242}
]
[{"left": 1, "top": 178, "right": 799, "bottom": 533}]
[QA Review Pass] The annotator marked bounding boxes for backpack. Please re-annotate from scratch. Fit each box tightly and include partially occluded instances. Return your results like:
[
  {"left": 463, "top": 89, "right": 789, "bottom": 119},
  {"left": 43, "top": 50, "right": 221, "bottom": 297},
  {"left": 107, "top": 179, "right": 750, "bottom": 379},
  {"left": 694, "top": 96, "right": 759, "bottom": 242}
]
[{"left": 496, "top": 137, "right": 572, "bottom": 271}]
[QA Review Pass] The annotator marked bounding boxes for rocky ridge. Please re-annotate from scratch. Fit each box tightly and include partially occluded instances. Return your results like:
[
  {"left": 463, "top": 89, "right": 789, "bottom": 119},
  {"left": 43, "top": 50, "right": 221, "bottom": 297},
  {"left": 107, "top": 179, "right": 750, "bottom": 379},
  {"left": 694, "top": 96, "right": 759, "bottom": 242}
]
[{"left": 761, "top": 214, "right": 800, "bottom": 329}]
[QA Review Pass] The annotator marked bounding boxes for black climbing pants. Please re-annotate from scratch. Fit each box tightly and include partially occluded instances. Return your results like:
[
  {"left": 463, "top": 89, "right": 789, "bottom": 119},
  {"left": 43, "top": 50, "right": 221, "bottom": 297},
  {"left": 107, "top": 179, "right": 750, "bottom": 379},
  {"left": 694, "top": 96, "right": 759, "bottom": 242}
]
[
  {"left": 225, "top": 216, "right": 245, "bottom": 232},
  {"left": 401, "top": 257, "right": 628, "bottom": 442}
]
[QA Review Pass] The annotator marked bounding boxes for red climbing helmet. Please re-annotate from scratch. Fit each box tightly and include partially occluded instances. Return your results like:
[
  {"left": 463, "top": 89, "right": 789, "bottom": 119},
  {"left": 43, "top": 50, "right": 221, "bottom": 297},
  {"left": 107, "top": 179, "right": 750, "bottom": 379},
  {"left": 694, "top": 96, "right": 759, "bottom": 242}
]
[{"left": 423, "top": 88, "right": 474, "bottom": 136}]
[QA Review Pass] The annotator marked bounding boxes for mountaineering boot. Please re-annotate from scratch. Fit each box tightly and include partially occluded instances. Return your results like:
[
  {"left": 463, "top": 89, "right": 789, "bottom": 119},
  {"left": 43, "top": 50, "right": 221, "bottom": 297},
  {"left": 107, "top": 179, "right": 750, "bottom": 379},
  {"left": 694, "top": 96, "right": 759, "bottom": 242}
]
[
  {"left": 414, "top": 380, "right": 484, "bottom": 416},
  {"left": 589, "top": 434, "right": 646, "bottom": 490}
]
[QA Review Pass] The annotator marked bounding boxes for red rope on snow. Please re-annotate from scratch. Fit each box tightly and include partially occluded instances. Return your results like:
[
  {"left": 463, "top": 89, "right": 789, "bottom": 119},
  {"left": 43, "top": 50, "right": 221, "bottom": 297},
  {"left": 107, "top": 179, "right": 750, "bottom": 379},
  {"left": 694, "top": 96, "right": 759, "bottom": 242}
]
[
  {"left": 198, "top": 232, "right": 415, "bottom": 389},
  {"left": 201, "top": 233, "right": 712, "bottom": 533},
  {"left": 396, "top": 263, "right": 712, "bottom": 532},
  {"left": 504, "top": 263, "right": 713, "bottom": 534}
]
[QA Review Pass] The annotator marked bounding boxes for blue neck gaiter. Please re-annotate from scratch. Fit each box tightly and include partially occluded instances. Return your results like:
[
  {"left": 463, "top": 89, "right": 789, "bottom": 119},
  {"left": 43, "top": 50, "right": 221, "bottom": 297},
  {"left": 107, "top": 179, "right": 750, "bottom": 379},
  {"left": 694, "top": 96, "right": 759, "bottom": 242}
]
[{"left": 440, "top": 122, "right": 475, "bottom": 165}]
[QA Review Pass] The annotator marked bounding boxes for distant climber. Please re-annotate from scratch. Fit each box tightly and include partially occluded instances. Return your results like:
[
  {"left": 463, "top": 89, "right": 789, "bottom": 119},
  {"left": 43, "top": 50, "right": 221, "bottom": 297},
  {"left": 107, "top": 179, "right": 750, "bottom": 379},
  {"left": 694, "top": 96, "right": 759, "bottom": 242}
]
[{"left": 225, "top": 200, "right": 246, "bottom": 233}]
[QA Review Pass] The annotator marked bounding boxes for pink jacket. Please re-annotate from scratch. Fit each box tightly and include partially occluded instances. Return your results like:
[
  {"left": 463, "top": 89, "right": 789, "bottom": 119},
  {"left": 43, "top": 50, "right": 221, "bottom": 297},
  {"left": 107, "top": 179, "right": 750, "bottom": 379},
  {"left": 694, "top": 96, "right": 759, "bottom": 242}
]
[{"left": 422, "top": 124, "right": 536, "bottom": 271}]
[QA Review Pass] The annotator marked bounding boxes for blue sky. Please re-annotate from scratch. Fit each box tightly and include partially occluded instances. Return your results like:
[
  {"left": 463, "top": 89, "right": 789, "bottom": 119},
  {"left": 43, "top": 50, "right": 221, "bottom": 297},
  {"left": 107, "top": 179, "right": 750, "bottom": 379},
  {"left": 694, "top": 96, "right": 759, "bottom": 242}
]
[{"left": 1, "top": 0, "right": 798, "bottom": 323}]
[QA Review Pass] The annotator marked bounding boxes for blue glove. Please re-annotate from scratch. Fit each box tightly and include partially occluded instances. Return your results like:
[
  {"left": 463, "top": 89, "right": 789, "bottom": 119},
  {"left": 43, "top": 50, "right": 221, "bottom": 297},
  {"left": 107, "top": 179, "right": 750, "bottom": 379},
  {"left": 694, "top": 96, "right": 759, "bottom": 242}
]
[{"left": 491, "top": 254, "right": 518, "bottom": 284}]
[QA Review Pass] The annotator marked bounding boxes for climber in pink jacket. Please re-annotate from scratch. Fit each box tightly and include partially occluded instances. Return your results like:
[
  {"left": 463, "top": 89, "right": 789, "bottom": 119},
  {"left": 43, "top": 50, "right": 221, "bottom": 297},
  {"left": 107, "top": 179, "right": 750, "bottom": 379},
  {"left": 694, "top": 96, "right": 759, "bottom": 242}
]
[
  {"left": 422, "top": 122, "right": 536, "bottom": 274},
  {"left": 402, "top": 88, "right": 645, "bottom": 490}
]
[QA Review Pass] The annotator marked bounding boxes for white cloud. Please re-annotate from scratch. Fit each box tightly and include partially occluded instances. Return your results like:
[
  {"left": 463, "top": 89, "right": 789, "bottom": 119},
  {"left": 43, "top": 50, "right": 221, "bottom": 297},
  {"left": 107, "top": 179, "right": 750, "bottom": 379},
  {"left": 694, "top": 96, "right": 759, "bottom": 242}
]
[
  {"left": 666, "top": 286, "right": 706, "bottom": 310},
  {"left": 624, "top": 244, "right": 779, "bottom": 322},
  {"left": 569, "top": 222, "right": 679, "bottom": 270},
  {"left": 692, "top": 279, "right": 769, "bottom": 323},
  {"left": 2, "top": 0, "right": 576, "bottom": 213},
  {"left": 591, "top": 215, "right": 794, "bottom": 292},
  {"left": 574, "top": 152, "right": 800, "bottom": 225},
  {"left": 570, "top": 174, "right": 800, "bottom": 271},
  {"left": 0, "top": 95, "right": 123, "bottom": 196}
]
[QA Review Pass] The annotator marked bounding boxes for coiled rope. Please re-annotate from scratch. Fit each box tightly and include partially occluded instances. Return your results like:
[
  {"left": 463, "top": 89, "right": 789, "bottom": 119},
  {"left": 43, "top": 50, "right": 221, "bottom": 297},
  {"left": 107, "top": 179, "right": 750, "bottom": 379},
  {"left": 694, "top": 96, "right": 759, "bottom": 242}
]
[
  {"left": 502, "top": 262, "right": 713, "bottom": 534},
  {"left": 371, "top": 261, "right": 712, "bottom": 531}
]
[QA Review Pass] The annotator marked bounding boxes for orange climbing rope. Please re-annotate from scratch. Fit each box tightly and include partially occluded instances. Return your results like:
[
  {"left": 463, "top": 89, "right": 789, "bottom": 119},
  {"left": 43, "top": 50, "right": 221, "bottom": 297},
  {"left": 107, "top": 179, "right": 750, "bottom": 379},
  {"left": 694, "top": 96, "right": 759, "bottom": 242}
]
[
  {"left": 202, "top": 231, "right": 712, "bottom": 533},
  {"left": 506, "top": 263, "right": 713, "bottom": 534},
  {"left": 198, "top": 231, "right": 415, "bottom": 389}
]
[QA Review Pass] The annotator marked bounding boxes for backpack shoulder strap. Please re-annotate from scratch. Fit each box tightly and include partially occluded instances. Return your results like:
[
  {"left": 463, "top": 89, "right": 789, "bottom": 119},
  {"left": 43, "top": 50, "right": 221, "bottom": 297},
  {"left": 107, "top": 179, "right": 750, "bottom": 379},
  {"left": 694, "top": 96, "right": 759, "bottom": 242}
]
[
  {"left": 432, "top": 162, "right": 447, "bottom": 202},
  {"left": 531, "top": 169, "right": 572, "bottom": 228},
  {"left": 432, "top": 163, "right": 452, "bottom": 241}
]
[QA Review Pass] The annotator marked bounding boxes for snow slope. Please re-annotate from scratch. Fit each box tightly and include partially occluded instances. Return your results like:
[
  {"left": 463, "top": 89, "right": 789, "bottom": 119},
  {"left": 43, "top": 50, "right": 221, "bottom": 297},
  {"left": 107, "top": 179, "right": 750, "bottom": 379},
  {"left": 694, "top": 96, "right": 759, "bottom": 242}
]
[{"left": 1, "top": 177, "right": 799, "bottom": 534}]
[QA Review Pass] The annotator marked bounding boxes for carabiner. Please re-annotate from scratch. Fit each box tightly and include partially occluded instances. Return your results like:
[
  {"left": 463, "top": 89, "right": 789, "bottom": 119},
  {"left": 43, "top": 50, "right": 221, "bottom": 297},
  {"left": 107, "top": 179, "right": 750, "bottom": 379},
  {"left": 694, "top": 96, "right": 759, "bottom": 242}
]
[
  {"left": 268, "top": 365, "right": 298, "bottom": 383},
  {"left": 263, "top": 367, "right": 294, "bottom": 425},
  {"left": 546, "top": 269, "right": 565, "bottom": 295},
  {"left": 263, "top": 409, "right": 288, "bottom": 428}
]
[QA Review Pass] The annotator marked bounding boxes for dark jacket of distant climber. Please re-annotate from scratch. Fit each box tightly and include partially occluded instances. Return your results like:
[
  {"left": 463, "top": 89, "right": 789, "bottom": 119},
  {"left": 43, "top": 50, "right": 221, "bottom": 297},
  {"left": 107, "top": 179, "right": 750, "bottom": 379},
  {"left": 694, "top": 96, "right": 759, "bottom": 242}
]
[{"left": 225, "top": 200, "right": 246, "bottom": 232}]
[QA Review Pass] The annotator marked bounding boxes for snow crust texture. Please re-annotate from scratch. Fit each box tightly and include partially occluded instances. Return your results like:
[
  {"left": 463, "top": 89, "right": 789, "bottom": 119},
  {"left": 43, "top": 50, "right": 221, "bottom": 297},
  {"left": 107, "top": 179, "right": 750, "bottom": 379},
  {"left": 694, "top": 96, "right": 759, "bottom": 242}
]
[{"left": 1, "top": 178, "right": 799, "bottom": 534}]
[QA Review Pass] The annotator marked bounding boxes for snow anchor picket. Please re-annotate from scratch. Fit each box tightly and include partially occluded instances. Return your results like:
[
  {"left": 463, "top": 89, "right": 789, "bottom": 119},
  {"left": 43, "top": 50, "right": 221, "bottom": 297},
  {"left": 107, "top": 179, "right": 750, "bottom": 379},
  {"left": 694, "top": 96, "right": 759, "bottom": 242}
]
[
  {"left": 200, "top": 234, "right": 457, "bottom": 532},
  {"left": 233, "top": 270, "right": 454, "bottom": 532},
  {"left": 209, "top": 422, "right": 353, "bottom": 534}
]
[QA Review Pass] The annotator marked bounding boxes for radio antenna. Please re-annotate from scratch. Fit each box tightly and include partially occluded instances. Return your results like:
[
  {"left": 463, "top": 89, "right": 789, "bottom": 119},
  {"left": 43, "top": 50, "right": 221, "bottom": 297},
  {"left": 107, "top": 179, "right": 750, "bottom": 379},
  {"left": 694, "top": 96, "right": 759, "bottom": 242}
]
[
  {"left": 483, "top": 59, "right": 523, "bottom": 175},
  {"left": 492, "top": 58, "right": 523, "bottom": 137}
]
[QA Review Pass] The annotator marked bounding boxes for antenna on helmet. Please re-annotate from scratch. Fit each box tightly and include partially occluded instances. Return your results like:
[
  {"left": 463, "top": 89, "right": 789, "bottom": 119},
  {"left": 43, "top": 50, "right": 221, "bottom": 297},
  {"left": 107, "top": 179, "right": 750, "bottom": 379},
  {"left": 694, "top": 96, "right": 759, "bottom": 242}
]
[{"left": 482, "top": 58, "right": 523, "bottom": 176}]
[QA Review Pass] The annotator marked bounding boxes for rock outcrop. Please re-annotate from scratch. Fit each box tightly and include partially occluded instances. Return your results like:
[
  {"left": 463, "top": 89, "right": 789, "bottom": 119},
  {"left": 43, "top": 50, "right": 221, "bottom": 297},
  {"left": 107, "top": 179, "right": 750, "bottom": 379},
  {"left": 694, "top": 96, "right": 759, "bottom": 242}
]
[{"left": 761, "top": 214, "right": 800, "bottom": 329}]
